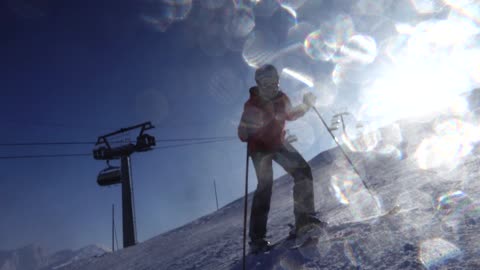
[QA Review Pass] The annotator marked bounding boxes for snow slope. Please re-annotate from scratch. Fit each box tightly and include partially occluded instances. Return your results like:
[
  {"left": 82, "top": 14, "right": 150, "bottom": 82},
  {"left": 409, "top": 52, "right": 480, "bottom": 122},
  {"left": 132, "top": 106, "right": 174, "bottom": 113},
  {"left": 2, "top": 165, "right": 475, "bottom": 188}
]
[
  {"left": 0, "top": 244, "right": 47, "bottom": 270},
  {"left": 60, "top": 110, "right": 480, "bottom": 269},
  {"left": 0, "top": 244, "right": 109, "bottom": 270}
]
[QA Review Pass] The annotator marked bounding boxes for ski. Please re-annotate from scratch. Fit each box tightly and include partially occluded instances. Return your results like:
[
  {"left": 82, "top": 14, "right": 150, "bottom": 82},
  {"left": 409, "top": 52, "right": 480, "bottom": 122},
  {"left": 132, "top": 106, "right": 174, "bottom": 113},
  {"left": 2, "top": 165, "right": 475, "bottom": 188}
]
[
  {"left": 289, "top": 205, "right": 403, "bottom": 249},
  {"left": 262, "top": 205, "right": 403, "bottom": 251},
  {"left": 247, "top": 204, "right": 410, "bottom": 259}
]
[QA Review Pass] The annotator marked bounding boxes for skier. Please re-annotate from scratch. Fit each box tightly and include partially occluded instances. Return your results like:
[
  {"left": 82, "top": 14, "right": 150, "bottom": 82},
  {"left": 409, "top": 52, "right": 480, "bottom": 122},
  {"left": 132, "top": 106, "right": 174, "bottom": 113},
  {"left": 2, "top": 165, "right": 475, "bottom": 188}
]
[{"left": 238, "top": 64, "right": 326, "bottom": 252}]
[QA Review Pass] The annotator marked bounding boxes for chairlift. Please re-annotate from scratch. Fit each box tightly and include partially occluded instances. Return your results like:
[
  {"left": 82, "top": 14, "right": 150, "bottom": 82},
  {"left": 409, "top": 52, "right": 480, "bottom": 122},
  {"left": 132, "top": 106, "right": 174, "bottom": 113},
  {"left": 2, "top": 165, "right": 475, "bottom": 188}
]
[
  {"left": 136, "top": 134, "right": 156, "bottom": 152},
  {"left": 93, "top": 146, "right": 108, "bottom": 160},
  {"left": 93, "top": 122, "right": 155, "bottom": 248},
  {"left": 97, "top": 162, "right": 122, "bottom": 186},
  {"left": 330, "top": 117, "right": 340, "bottom": 131}
]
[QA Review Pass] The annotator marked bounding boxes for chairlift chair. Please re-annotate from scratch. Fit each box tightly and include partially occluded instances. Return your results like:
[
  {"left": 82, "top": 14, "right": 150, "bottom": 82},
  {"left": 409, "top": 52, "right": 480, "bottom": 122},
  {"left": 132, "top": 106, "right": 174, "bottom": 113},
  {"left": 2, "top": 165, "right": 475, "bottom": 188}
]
[
  {"left": 330, "top": 117, "right": 341, "bottom": 131},
  {"left": 97, "top": 161, "right": 122, "bottom": 186}
]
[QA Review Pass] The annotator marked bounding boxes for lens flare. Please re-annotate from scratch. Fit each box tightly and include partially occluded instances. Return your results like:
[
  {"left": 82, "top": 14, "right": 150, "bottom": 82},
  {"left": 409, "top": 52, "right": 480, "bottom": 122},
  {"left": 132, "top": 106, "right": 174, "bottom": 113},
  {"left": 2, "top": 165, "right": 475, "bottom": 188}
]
[
  {"left": 360, "top": 15, "right": 478, "bottom": 127},
  {"left": 141, "top": 14, "right": 173, "bottom": 32},
  {"left": 376, "top": 144, "right": 404, "bottom": 159},
  {"left": 162, "top": 0, "right": 193, "bottom": 20},
  {"left": 408, "top": 19, "right": 478, "bottom": 55},
  {"left": 324, "top": 14, "right": 356, "bottom": 50},
  {"left": 341, "top": 127, "right": 381, "bottom": 153},
  {"left": 303, "top": 14, "right": 355, "bottom": 62},
  {"left": 444, "top": 0, "right": 480, "bottom": 24},
  {"left": 437, "top": 191, "right": 480, "bottom": 223},
  {"left": 381, "top": 123, "right": 404, "bottom": 145},
  {"left": 242, "top": 30, "right": 278, "bottom": 68},
  {"left": 353, "top": 0, "right": 393, "bottom": 16},
  {"left": 410, "top": 0, "right": 446, "bottom": 14},
  {"left": 330, "top": 172, "right": 360, "bottom": 205},
  {"left": 199, "top": 0, "right": 226, "bottom": 9},
  {"left": 140, "top": 0, "right": 192, "bottom": 32},
  {"left": 380, "top": 34, "right": 409, "bottom": 63},
  {"left": 463, "top": 49, "right": 480, "bottom": 84},
  {"left": 233, "top": 0, "right": 258, "bottom": 9},
  {"left": 415, "top": 119, "right": 480, "bottom": 170},
  {"left": 287, "top": 22, "right": 316, "bottom": 45},
  {"left": 335, "top": 35, "right": 378, "bottom": 65},
  {"left": 276, "top": 0, "right": 308, "bottom": 10},
  {"left": 330, "top": 170, "right": 383, "bottom": 221},
  {"left": 304, "top": 30, "right": 336, "bottom": 61},
  {"left": 332, "top": 62, "right": 373, "bottom": 86},
  {"left": 419, "top": 238, "right": 462, "bottom": 269},
  {"left": 226, "top": 7, "right": 255, "bottom": 38},
  {"left": 443, "top": 0, "right": 475, "bottom": 6},
  {"left": 361, "top": 60, "right": 471, "bottom": 126},
  {"left": 252, "top": 0, "right": 279, "bottom": 17},
  {"left": 395, "top": 23, "right": 416, "bottom": 35},
  {"left": 344, "top": 241, "right": 359, "bottom": 267},
  {"left": 279, "top": 3, "right": 298, "bottom": 25},
  {"left": 396, "top": 190, "right": 434, "bottom": 212},
  {"left": 373, "top": 124, "right": 406, "bottom": 159},
  {"left": 349, "top": 190, "right": 383, "bottom": 221},
  {"left": 281, "top": 68, "right": 314, "bottom": 87}
]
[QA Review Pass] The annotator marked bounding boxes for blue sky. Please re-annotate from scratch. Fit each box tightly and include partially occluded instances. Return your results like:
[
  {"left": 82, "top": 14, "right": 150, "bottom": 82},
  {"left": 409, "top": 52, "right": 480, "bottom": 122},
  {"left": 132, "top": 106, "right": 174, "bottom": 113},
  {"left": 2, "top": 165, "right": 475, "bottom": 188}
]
[
  {"left": 1, "top": 0, "right": 479, "bottom": 254},
  {"left": 0, "top": 0, "right": 332, "bottom": 252}
]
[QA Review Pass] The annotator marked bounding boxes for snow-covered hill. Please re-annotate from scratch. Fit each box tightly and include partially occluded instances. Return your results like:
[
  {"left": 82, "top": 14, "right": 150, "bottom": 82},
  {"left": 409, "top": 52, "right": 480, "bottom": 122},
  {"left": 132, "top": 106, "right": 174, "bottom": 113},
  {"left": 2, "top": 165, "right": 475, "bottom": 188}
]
[
  {"left": 0, "top": 244, "right": 109, "bottom": 270},
  {"left": 57, "top": 102, "right": 480, "bottom": 269}
]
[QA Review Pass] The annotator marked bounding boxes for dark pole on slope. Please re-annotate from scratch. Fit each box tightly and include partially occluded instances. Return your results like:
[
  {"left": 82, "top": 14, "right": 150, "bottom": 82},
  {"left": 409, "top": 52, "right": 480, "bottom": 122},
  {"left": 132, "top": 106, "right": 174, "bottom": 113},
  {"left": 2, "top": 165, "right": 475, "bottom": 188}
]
[
  {"left": 115, "top": 219, "right": 119, "bottom": 251},
  {"left": 311, "top": 107, "right": 374, "bottom": 193},
  {"left": 214, "top": 179, "right": 219, "bottom": 210},
  {"left": 242, "top": 145, "right": 250, "bottom": 270},
  {"left": 112, "top": 204, "right": 118, "bottom": 252},
  {"left": 112, "top": 204, "right": 114, "bottom": 252}
]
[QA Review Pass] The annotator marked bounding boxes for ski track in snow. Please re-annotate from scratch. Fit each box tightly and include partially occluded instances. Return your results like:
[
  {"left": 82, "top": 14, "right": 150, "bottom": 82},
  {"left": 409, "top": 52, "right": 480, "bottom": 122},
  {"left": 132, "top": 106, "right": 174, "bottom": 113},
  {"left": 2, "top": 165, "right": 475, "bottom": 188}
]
[{"left": 60, "top": 114, "right": 480, "bottom": 270}]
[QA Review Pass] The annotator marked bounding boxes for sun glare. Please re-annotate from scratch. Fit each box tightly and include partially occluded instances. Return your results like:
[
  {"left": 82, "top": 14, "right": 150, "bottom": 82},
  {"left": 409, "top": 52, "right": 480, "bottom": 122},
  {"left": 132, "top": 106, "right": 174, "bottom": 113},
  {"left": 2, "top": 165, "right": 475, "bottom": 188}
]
[
  {"left": 360, "top": 17, "right": 477, "bottom": 126},
  {"left": 414, "top": 119, "right": 480, "bottom": 170}
]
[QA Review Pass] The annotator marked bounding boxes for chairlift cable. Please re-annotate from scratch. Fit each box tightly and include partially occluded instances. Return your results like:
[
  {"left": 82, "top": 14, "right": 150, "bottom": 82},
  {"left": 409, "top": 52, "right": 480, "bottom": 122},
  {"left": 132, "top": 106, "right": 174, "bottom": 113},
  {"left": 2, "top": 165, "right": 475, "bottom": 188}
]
[
  {"left": 0, "top": 136, "right": 236, "bottom": 147},
  {"left": 0, "top": 138, "right": 236, "bottom": 159},
  {"left": 0, "top": 153, "right": 91, "bottom": 159},
  {"left": 151, "top": 138, "right": 236, "bottom": 150}
]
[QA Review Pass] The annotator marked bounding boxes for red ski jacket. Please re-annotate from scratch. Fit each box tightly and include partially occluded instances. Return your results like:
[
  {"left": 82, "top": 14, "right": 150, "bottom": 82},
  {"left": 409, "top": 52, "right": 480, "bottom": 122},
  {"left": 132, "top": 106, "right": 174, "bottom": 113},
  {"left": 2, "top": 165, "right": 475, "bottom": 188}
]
[{"left": 238, "top": 87, "right": 305, "bottom": 153}]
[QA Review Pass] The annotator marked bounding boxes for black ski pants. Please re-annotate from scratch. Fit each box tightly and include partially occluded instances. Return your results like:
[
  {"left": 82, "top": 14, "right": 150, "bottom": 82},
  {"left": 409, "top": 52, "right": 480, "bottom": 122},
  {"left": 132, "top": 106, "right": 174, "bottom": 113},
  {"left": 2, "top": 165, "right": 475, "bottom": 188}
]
[{"left": 249, "top": 142, "right": 315, "bottom": 241}]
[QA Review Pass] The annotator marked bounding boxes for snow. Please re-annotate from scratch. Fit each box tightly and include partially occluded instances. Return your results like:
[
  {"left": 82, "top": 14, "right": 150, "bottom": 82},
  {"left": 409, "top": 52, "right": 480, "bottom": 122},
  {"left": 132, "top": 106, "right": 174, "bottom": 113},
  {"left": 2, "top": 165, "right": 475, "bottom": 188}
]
[
  {"left": 0, "top": 244, "right": 109, "bottom": 270},
  {"left": 57, "top": 105, "right": 480, "bottom": 269}
]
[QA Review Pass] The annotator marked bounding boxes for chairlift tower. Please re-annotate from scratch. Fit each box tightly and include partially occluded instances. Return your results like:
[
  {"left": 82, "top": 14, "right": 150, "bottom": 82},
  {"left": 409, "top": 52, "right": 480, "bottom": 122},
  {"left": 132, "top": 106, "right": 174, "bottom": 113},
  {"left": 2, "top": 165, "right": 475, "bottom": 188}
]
[
  {"left": 330, "top": 112, "right": 350, "bottom": 135},
  {"left": 93, "top": 122, "right": 156, "bottom": 248}
]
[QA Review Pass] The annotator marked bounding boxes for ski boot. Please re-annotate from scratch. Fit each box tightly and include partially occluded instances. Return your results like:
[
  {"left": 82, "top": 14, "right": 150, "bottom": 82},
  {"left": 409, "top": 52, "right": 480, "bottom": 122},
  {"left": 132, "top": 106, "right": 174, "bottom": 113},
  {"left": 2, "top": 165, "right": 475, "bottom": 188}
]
[
  {"left": 249, "top": 238, "right": 271, "bottom": 254},
  {"left": 292, "top": 215, "right": 328, "bottom": 238}
]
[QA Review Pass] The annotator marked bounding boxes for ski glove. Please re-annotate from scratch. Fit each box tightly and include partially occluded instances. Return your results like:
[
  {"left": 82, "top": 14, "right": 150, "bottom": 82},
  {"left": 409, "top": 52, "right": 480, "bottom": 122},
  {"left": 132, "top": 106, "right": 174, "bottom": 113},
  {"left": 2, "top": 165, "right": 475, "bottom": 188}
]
[{"left": 303, "top": 92, "right": 316, "bottom": 108}]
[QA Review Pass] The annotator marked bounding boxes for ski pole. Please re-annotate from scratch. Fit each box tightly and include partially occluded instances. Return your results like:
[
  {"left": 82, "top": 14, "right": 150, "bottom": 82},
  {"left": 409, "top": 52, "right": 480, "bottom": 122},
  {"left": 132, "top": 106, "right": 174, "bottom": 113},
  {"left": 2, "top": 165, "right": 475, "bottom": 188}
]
[
  {"left": 310, "top": 106, "right": 375, "bottom": 195},
  {"left": 242, "top": 144, "right": 249, "bottom": 270}
]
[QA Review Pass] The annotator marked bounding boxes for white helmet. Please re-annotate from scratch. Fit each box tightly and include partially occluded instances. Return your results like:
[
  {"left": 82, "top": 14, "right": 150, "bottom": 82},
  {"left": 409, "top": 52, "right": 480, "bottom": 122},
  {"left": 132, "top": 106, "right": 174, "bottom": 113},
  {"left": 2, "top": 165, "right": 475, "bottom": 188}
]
[{"left": 255, "top": 64, "right": 279, "bottom": 85}]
